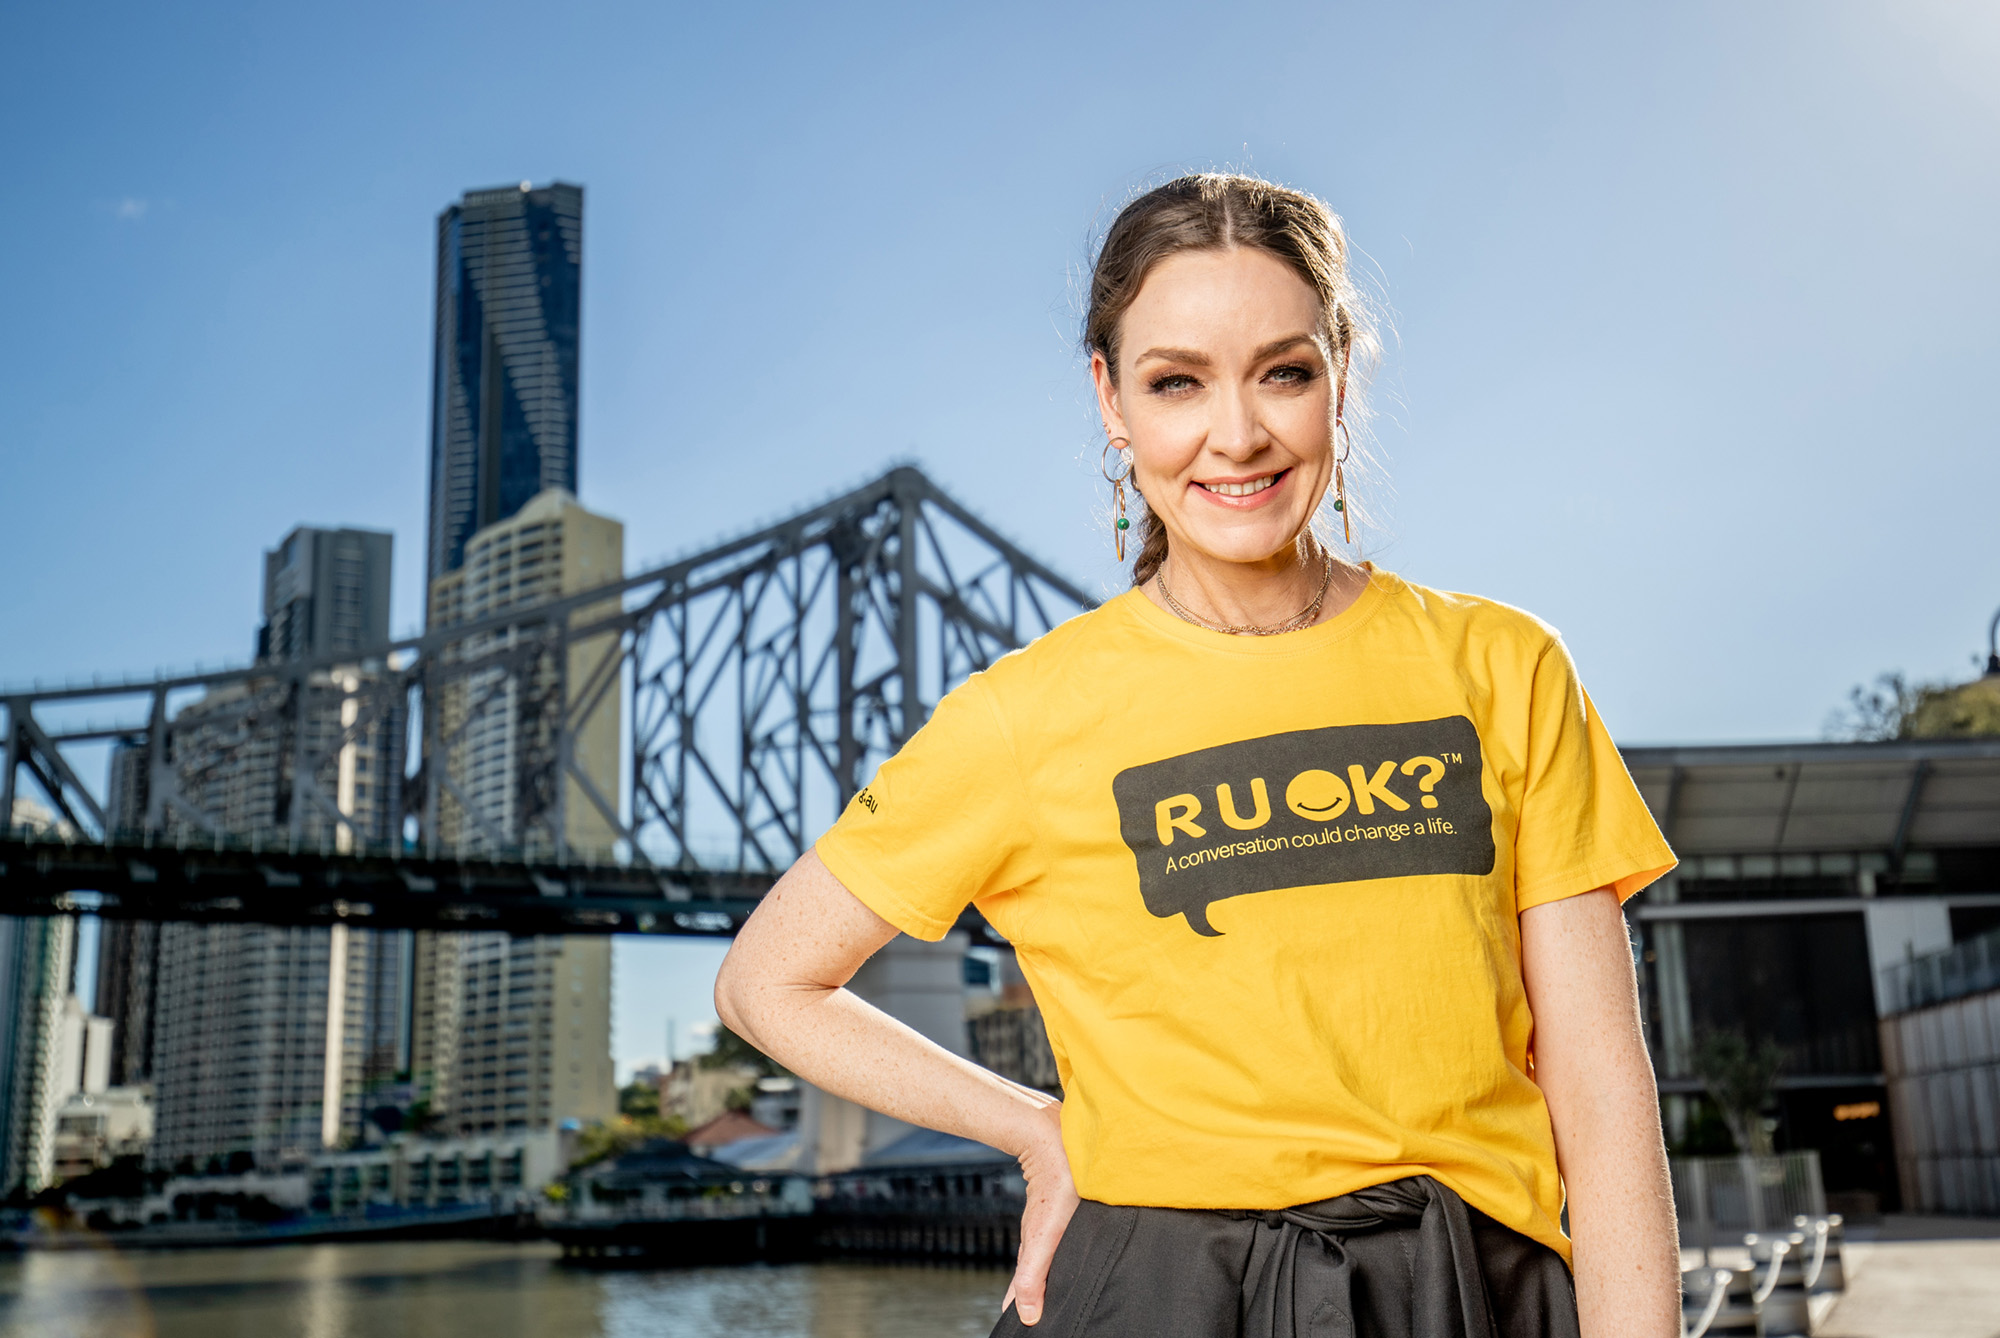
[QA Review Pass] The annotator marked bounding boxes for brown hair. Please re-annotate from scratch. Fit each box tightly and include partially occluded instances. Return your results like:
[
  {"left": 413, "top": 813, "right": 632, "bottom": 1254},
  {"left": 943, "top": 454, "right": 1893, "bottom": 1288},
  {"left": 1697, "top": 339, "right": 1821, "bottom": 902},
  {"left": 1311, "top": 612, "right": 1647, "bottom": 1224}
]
[{"left": 1084, "top": 173, "right": 1379, "bottom": 586}]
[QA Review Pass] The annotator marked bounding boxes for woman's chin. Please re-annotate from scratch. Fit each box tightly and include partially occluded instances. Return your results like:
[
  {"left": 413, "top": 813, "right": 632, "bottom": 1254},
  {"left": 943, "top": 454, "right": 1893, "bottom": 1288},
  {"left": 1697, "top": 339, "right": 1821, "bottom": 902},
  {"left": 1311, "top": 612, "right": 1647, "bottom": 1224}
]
[{"left": 1169, "top": 522, "right": 1317, "bottom": 570}]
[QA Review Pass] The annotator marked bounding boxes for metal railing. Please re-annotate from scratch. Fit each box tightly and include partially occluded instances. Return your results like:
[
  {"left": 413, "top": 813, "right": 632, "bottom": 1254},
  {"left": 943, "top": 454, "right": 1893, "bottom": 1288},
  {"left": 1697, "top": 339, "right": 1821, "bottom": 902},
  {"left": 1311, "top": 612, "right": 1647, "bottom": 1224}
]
[
  {"left": 1881, "top": 927, "right": 2000, "bottom": 1015},
  {"left": 1670, "top": 1151, "right": 1826, "bottom": 1249}
]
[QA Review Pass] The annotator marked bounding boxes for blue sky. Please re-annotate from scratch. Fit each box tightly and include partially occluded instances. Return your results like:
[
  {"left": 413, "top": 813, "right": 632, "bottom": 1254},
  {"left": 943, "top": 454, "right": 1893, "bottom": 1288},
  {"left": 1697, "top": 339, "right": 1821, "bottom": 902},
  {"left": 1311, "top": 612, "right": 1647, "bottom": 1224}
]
[{"left": 8, "top": 1, "right": 1999, "bottom": 1077}]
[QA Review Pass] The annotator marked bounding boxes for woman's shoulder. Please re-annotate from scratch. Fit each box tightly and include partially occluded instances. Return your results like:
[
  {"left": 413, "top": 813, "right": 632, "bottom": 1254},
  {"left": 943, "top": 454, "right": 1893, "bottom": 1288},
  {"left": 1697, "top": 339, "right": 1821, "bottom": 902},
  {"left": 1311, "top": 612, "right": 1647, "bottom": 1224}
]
[
  {"left": 1376, "top": 569, "right": 1566, "bottom": 658},
  {"left": 960, "top": 591, "right": 1146, "bottom": 703}
]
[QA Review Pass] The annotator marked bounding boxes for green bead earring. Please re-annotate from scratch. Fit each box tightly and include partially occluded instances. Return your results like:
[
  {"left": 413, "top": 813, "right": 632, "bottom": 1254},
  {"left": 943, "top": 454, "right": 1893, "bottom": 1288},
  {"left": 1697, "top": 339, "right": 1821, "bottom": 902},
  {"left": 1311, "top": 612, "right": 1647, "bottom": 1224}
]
[
  {"left": 1333, "top": 417, "right": 1352, "bottom": 544},
  {"left": 1102, "top": 437, "right": 1134, "bottom": 562}
]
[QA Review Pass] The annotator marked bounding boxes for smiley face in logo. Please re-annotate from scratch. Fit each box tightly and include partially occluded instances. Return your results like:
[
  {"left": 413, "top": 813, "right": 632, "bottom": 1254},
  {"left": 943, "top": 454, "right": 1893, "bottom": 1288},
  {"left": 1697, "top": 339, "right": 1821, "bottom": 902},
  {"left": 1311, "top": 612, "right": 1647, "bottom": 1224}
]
[{"left": 1284, "top": 769, "right": 1352, "bottom": 821}]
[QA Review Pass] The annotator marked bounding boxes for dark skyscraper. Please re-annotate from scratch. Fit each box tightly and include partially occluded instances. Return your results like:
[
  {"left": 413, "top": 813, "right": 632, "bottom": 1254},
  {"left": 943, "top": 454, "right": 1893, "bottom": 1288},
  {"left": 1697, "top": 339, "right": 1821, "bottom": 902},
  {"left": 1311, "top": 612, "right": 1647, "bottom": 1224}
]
[
  {"left": 258, "top": 525, "right": 394, "bottom": 662},
  {"left": 426, "top": 182, "right": 583, "bottom": 598}
]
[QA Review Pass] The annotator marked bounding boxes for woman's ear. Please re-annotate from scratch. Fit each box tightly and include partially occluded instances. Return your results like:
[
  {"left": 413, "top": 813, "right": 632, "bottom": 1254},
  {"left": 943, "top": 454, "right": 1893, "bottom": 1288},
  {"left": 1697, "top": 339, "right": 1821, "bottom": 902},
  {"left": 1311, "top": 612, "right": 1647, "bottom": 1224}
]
[{"left": 1090, "top": 350, "right": 1126, "bottom": 441}]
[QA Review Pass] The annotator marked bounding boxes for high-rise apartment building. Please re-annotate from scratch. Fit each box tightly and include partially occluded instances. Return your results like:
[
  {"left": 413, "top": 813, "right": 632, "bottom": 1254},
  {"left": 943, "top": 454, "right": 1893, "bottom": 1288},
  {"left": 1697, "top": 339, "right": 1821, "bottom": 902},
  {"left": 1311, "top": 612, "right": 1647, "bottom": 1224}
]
[
  {"left": 147, "top": 921, "right": 387, "bottom": 1170},
  {"left": 141, "top": 528, "right": 412, "bottom": 1170},
  {"left": 0, "top": 797, "right": 113, "bottom": 1193},
  {"left": 0, "top": 893, "right": 77, "bottom": 1194},
  {"left": 426, "top": 488, "right": 623, "bottom": 860},
  {"left": 258, "top": 525, "right": 394, "bottom": 663},
  {"left": 96, "top": 745, "right": 157, "bottom": 1088},
  {"left": 426, "top": 182, "right": 582, "bottom": 593},
  {"left": 413, "top": 488, "right": 619, "bottom": 1136}
]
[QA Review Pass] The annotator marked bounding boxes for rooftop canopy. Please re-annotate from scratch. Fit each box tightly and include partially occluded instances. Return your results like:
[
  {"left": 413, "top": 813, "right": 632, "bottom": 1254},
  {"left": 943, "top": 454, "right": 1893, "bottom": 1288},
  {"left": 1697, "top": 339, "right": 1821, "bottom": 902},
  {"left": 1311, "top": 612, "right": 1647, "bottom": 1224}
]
[{"left": 1622, "top": 737, "right": 2000, "bottom": 857}]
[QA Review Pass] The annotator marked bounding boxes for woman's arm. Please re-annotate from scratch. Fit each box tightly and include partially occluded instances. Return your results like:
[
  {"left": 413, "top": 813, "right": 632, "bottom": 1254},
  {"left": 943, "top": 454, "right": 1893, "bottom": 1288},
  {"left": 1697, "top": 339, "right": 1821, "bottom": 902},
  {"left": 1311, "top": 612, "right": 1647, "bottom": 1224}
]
[
  {"left": 714, "top": 849, "right": 1079, "bottom": 1326},
  {"left": 1519, "top": 888, "right": 1680, "bottom": 1338}
]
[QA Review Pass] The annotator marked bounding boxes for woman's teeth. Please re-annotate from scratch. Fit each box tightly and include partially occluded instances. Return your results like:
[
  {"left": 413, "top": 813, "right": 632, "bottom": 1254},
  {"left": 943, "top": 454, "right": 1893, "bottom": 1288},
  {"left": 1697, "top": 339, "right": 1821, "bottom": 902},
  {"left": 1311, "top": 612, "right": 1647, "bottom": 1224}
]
[{"left": 1200, "top": 474, "right": 1280, "bottom": 498}]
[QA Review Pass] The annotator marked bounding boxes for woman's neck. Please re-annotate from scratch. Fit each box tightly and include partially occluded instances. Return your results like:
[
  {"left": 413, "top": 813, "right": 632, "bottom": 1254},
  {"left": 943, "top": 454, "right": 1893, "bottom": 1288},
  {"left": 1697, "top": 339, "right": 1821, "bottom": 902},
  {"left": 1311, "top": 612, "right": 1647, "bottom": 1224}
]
[{"left": 1145, "top": 541, "right": 1370, "bottom": 635}]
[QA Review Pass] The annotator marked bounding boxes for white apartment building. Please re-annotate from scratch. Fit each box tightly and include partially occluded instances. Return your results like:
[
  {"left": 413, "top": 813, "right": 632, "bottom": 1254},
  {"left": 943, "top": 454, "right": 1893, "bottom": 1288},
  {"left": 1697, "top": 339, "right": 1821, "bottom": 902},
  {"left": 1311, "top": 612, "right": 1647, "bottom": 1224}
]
[{"left": 415, "top": 488, "right": 620, "bottom": 1137}]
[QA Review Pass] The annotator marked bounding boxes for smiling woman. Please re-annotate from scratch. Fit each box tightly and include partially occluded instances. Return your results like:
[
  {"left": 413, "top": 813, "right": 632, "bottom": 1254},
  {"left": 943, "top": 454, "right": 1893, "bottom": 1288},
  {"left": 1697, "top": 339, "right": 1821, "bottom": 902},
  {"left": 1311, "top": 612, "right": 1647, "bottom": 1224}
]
[
  {"left": 1083, "top": 174, "right": 1379, "bottom": 606},
  {"left": 715, "top": 173, "right": 1681, "bottom": 1338}
]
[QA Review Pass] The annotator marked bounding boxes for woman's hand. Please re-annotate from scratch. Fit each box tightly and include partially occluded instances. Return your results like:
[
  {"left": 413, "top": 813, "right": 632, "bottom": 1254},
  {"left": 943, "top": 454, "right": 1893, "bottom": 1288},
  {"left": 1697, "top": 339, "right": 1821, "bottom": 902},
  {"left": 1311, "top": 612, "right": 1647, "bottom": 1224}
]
[{"left": 1001, "top": 1101, "right": 1079, "bottom": 1327}]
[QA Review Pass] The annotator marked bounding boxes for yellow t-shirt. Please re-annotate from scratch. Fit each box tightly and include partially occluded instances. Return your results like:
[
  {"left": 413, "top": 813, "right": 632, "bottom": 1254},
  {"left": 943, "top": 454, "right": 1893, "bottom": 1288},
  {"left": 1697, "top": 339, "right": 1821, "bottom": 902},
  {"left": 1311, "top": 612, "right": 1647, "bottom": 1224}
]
[{"left": 814, "top": 568, "right": 1674, "bottom": 1263}]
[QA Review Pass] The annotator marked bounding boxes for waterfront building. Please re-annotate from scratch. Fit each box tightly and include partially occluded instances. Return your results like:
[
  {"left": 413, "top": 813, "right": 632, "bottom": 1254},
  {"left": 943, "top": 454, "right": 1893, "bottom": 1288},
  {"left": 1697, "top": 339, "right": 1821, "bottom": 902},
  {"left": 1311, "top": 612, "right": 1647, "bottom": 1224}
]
[
  {"left": 426, "top": 181, "right": 583, "bottom": 593},
  {"left": 53, "top": 1086, "right": 154, "bottom": 1182},
  {"left": 309, "top": 1129, "right": 560, "bottom": 1214},
  {"left": 411, "top": 489, "right": 620, "bottom": 1137},
  {"left": 142, "top": 528, "right": 411, "bottom": 1171}
]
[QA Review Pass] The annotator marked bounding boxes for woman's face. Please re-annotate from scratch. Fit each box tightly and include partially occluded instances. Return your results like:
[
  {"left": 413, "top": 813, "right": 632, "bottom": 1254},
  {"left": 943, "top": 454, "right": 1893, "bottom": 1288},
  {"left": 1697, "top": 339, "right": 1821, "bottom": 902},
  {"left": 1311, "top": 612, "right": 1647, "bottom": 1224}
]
[{"left": 1093, "top": 246, "right": 1335, "bottom": 572}]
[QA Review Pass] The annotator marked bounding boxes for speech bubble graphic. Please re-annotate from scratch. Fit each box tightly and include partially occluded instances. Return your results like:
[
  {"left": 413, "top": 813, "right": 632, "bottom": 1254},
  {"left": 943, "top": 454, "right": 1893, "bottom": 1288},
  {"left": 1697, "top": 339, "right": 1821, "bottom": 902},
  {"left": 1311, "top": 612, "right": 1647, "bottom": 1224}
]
[{"left": 1111, "top": 716, "right": 1494, "bottom": 935}]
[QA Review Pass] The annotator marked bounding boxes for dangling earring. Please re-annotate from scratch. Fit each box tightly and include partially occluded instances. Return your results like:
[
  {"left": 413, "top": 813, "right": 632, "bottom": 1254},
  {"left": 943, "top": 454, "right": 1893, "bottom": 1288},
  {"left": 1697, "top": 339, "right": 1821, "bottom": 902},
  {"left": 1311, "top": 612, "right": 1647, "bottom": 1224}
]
[
  {"left": 1332, "top": 349, "right": 1353, "bottom": 545},
  {"left": 1101, "top": 436, "right": 1134, "bottom": 561},
  {"left": 1332, "top": 417, "right": 1351, "bottom": 546}
]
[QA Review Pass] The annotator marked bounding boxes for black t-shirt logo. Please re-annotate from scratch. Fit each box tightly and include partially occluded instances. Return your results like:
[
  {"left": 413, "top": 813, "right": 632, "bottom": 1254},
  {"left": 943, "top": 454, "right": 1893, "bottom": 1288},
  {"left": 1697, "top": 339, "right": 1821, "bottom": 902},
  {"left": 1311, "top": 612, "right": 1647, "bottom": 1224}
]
[{"left": 1110, "top": 716, "right": 1495, "bottom": 935}]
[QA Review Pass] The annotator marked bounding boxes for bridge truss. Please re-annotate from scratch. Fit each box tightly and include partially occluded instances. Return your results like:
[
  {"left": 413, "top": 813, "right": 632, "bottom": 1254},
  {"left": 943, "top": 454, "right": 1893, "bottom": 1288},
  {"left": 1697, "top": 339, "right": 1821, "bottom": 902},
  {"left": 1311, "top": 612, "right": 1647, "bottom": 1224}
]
[{"left": 0, "top": 467, "right": 1095, "bottom": 936}]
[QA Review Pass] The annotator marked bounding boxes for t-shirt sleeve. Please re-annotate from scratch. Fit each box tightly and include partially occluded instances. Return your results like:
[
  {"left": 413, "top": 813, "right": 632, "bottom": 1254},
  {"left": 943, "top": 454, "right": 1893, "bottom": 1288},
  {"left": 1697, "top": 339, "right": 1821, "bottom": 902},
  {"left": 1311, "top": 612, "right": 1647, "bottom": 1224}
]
[
  {"left": 1512, "top": 638, "right": 1676, "bottom": 913},
  {"left": 814, "top": 673, "right": 1040, "bottom": 941}
]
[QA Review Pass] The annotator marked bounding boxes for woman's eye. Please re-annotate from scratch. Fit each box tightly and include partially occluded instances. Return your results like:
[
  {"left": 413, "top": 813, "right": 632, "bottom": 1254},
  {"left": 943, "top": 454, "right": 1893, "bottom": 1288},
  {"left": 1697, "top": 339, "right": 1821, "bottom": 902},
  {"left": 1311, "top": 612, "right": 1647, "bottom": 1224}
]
[
  {"left": 1266, "top": 364, "right": 1315, "bottom": 385},
  {"left": 1148, "top": 373, "right": 1200, "bottom": 394}
]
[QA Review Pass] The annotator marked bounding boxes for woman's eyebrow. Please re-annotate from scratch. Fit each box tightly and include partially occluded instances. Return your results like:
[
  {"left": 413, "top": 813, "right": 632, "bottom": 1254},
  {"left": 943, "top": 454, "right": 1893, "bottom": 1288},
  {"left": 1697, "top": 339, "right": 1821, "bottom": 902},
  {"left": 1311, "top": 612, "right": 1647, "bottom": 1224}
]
[
  {"left": 1132, "top": 334, "right": 1320, "bottom": 366},
  {"left": 1251, "top": 334, "right": 1321, "bottom": 360},
  {"left": 1133, "top": 345, "right": 1211, "bottom": 367}
]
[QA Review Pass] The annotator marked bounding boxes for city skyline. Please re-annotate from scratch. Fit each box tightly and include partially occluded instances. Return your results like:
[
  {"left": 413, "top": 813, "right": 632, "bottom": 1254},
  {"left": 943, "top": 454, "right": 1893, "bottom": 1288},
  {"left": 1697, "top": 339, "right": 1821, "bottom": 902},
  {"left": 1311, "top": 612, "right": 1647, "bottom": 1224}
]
[{"left": 8, "top": 0, "right": 2000, "bottom": 1085}]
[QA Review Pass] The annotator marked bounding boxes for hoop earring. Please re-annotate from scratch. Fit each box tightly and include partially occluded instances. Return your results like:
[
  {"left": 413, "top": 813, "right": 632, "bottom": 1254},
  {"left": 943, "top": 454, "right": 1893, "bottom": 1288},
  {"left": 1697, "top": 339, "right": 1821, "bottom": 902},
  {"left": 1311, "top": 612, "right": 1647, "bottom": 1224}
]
[
  {"left": 1101, "top": 437, "right": 1134, "bottom": 561},
  {"left": 1332, "top": 418, "right": 1352, "bottom": 546}
]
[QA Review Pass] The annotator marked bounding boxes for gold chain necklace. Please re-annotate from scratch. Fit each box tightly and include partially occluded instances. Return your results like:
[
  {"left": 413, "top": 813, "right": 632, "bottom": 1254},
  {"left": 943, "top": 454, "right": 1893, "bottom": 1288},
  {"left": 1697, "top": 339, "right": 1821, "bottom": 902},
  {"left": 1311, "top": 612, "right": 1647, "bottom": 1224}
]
[{"left": 1155, "top": 550, "right": 1335, "bottom": 636}]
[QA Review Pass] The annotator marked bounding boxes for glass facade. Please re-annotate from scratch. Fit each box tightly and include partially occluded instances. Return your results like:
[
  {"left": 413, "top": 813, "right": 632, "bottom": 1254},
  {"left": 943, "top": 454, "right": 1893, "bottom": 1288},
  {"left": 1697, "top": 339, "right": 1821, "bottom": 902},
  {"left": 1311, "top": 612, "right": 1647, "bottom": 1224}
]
[{"left": 426, "top": 182, "right": 583, "bottom": 593}]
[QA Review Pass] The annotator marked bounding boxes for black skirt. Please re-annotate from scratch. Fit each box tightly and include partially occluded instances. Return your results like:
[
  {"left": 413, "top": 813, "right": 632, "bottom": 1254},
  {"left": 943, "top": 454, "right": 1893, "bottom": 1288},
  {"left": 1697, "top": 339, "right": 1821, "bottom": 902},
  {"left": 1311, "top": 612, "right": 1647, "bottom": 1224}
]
[{"left": 990, "top": 1175, "right": 1580, "bottom": 1338}]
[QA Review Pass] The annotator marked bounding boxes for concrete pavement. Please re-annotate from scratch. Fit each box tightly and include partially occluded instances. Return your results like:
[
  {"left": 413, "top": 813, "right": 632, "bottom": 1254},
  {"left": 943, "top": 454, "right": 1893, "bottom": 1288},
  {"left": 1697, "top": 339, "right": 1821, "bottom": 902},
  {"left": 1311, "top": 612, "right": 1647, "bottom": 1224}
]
[{"left": 1812, "top": 1215, "right": 2000, "bottom": 1338}]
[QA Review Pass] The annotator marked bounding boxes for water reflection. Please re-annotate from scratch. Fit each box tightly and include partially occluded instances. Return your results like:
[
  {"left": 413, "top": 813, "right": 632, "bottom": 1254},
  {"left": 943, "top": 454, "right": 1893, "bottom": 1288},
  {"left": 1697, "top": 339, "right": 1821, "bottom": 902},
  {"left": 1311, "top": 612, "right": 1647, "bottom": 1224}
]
[{"left": 0, "top": 1241, "right": 1010, "bottom": 1338}]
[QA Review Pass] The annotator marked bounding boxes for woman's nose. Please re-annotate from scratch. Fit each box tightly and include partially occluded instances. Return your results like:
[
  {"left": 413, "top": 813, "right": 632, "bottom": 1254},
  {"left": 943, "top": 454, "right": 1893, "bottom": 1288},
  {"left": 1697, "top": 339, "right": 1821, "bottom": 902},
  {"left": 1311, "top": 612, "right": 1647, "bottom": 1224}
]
[{"left": 1207, "top": 383, "right": 1264, "bottom": 459}]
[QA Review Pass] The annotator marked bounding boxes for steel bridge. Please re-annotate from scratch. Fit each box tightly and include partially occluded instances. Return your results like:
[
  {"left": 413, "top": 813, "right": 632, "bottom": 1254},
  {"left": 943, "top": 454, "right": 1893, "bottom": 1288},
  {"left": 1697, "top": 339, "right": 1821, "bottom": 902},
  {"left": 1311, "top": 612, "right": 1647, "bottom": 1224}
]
[{"left": 0, "top": 467, "right": 1095, "bottom": 938}]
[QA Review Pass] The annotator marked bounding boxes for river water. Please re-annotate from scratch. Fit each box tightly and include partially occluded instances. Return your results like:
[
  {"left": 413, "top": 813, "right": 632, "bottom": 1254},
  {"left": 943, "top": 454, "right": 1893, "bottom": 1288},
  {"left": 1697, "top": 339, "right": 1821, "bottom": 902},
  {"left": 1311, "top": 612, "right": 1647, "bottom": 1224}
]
[{"left": 0, "top": 1241, "right": 1012, "bottom": 1338}]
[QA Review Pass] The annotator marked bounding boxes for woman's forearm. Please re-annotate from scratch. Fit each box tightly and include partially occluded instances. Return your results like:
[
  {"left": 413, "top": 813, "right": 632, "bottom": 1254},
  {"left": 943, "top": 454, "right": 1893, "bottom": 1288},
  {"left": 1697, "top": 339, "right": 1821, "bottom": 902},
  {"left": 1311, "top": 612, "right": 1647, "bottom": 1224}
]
[
  {"left": 1549, "top": 1053, "right": 1679, "bottom": 1336},
  {"left": 1520, "top": 890, "right": 1680, "bottom": 1338},
  {"left": 717, "top": 851, "right": 1079, "bottom": 1325},
  {"left": 715, "top": 849, "right": 1059, "bottom": 1158}
]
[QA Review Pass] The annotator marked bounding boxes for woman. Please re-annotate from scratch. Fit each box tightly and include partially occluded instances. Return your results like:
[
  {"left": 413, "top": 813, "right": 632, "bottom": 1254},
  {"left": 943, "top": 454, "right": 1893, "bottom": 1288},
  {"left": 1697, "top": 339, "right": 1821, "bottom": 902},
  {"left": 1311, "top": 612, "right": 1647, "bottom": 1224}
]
[{"left": 716, "top": 173, "right": 1680, "bottom": 1337}]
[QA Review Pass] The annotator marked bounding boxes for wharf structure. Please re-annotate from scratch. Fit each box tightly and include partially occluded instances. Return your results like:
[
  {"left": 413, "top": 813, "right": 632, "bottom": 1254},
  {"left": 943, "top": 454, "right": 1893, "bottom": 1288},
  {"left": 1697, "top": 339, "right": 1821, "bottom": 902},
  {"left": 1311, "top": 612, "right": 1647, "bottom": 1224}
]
[{"left": 546, "top": 1130, "right": 1023, "bottom": 1267}]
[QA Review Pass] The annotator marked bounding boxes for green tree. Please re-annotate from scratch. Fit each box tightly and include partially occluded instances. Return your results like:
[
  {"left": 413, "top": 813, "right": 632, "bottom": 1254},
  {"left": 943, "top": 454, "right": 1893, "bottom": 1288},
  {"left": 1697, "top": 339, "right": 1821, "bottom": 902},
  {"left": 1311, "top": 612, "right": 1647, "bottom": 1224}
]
[
  {"left": 1691, "top": 1029, "right": 1785, "bottom": 1157},
  {"left": 618, "top": 1079, "right": 661, "bottom": 1119},
  {"left": 1830, "top": 671, "right": 2000, "bottom": 741}
]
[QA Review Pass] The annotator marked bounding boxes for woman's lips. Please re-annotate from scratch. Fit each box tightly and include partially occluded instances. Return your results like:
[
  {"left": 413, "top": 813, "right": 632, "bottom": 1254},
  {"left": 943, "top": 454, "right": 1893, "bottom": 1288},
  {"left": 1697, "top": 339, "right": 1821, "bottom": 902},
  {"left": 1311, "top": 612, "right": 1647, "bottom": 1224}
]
[{"left": 1191, "top": 468, "right": 1290, "bottom": 507}]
